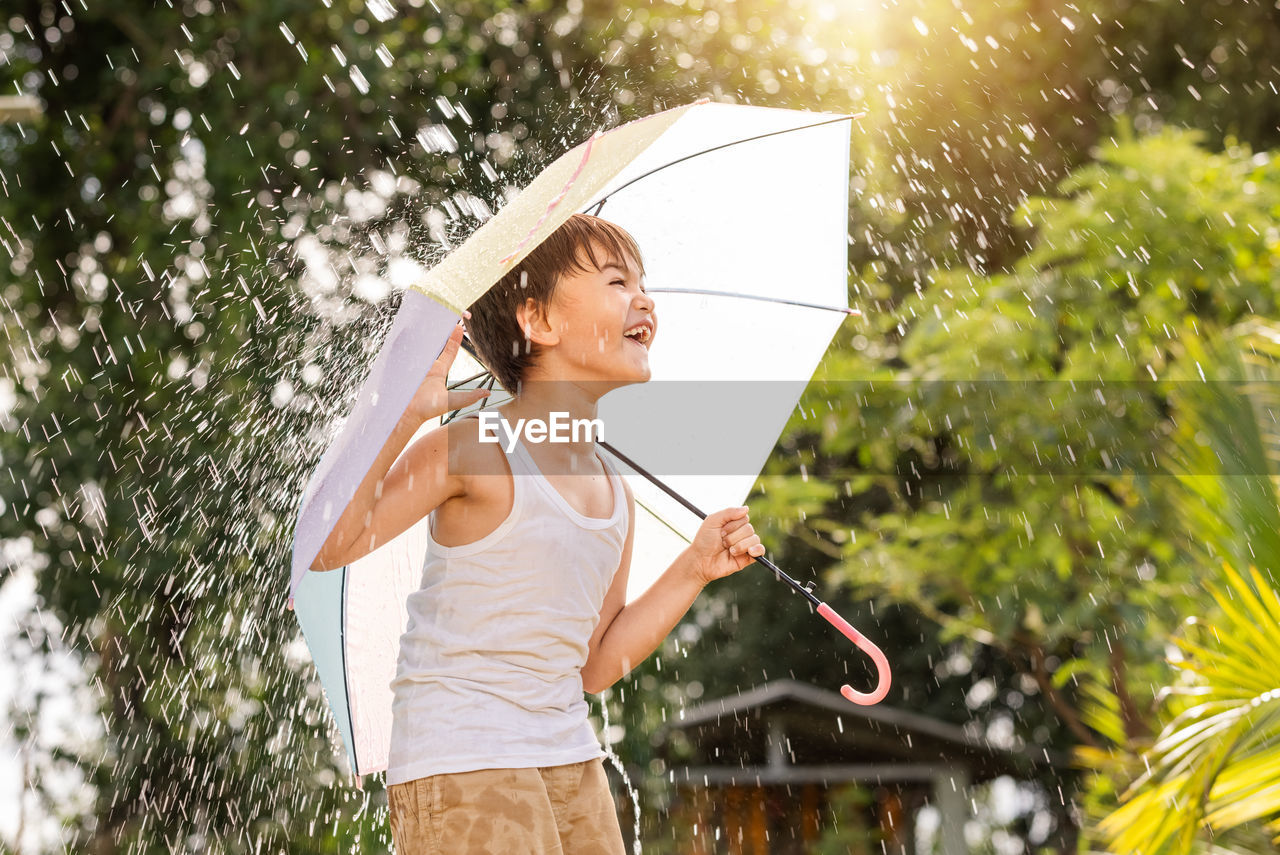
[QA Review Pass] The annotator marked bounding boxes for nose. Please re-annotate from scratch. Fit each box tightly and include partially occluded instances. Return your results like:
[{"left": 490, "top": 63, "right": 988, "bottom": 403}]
[{"left": 634, "top": 289, "right": 655, "bottom": 314}]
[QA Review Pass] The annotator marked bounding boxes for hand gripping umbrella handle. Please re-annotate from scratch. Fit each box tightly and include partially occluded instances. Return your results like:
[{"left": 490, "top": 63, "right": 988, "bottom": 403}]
[
  {"left": 586, "top": 441, "right": 893, "bottom": 705},
  {"left": 816, "top": 602, "right": 892, "bottom": 705}
]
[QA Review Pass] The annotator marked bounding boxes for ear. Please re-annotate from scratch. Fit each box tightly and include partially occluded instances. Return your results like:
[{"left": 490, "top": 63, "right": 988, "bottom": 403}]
[{"left": 517, "top": 297, "right": 559, "bottom": 348}]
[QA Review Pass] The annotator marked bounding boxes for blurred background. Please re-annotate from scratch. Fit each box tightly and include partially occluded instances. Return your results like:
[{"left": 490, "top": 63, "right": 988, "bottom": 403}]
[{"left": 2, "top": 0, "right": 1280, "bottom": 852}]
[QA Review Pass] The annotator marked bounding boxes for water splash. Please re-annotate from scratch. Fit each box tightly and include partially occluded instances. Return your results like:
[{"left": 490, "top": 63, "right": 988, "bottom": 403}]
[{"left": 599, "top": 692, "right": 642, "bottom": 855}]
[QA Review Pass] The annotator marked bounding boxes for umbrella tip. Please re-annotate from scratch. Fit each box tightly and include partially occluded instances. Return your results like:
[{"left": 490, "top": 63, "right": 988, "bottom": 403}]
[{"left": 286, "top": 597, "right": 295, "bottom": 612}]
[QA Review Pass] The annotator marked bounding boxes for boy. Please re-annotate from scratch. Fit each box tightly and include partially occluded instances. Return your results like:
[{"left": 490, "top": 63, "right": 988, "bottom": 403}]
[{"left": 310, "top": 214, "right": 764, "bottom": 853}]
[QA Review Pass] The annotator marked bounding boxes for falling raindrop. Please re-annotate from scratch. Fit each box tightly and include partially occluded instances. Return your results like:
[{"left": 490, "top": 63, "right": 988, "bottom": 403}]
[
  {"left": 366, "top": 0, "right": 397, "bottom": 23},
  {"left": 348, "top": 66, "right": 371, "bottom": 95}
]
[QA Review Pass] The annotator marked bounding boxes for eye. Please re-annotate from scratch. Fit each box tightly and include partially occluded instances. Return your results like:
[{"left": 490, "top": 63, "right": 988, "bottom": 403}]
[{"left": 611, "top": 279, "right": 626, "bottom": 288}]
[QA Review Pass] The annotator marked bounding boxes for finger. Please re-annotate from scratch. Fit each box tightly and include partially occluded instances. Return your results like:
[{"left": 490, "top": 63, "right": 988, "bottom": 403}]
[
  {"left": 429, "top": 322, "right": 467, "bottom": 374},
  {"left": 708, "top": 506, "right": 749, "bottom": 528},
  {"left": 728, "top": 535, "right": 761, "bottom": 556},
  {"left": 711, "top": 506, "right": 747, "bottom": 535},
  {"left": 724, "top": 523, "right": 755, "bottom": 550},
  {"left": 440, "top": 321, "right": 466, "bottom": 353},
  {"left": 447, "top": 388, "right": 491, "bottom": 409},
  {"left": 719, "top": 517, "right": 753, "bottom": 543}
]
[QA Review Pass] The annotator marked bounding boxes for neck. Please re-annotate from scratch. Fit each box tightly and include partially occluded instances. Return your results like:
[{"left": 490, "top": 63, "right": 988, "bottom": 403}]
[{"left": 496, "top": 375, "right": 611, "bottom": 463}]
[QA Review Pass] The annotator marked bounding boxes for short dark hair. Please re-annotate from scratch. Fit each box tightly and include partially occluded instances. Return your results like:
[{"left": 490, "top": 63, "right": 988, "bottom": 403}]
[{"left": 467, "top": 213, "right": 646, "bottom": 392}]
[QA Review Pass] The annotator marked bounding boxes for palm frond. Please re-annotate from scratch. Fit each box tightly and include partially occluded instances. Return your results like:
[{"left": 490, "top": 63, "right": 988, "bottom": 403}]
[
  {"left": 1097, "top": 320, "right": 1280, "bottom": 853},
  {"left": 1165, "top": 326, "right": 1280, "bottom": 574},
  {"left": 1100, "top": 562, "right": 1280, "bottom": 852}
]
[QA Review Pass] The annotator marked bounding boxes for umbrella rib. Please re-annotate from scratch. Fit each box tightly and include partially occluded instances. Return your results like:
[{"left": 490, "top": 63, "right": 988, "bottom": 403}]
[
  {"left": 447, "top": 369, "right": 492, "bottom": 389},
  {"left": 586, "top": 114, "right": 858, "bottom": 216},
  {"left": 339, "top": 567, "right": 359, "bottom": 773},
  {"left": 634, "top": 495, "right": 693, "bottom": 544},
  {"left": 645, "top": 287, "right": 857, "bottom": 315}
]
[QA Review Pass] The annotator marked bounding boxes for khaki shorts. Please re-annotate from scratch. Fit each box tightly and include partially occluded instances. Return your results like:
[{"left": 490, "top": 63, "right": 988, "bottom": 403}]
[{"left": 387, "top": 758, "right": 627, "bottom": 855}]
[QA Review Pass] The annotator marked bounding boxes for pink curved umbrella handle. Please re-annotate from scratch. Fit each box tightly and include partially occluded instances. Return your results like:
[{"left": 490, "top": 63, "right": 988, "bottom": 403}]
[{"left": 816, "top": 602, "right": 892, "bottom": 705}]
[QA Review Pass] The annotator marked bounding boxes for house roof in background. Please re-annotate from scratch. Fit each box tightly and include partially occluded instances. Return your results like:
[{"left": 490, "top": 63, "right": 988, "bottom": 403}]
[{"left": 664, "top": 680, "right": 1064, "bottom": 784}]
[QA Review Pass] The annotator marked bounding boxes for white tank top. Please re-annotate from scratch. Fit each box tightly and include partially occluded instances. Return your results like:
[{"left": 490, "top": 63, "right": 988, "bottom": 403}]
[{"left": 386, "top": 422, "right": 629, "bottom": 785}]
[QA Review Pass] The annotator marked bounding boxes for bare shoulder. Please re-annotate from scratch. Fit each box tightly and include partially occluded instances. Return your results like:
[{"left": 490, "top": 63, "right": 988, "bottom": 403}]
[
  {"left": 408, "top": 414, "right": 512, "bottom": 511},
  {"left": 442, "top": 414, "right": 509, "bottom": 480},
  {"left": 394, "top": 415, "right": 501, "bottom": 499},
  {"left": 426, "top": 414, "right": 516, "bottom": 546}
]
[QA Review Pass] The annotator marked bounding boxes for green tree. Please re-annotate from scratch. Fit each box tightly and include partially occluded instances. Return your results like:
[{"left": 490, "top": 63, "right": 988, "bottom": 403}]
[
  {"left": 6, "top": 0, "right": 1280, "bottom": 850},
  {"left": 591, "top": 3, "right": 1280, "bottom": 847},
  {"left": 745, "top": 128, "right": 1280, "bottom": 846},
  {"left": 1087, "top": 321, "right": 1280, "bottom": 852}
]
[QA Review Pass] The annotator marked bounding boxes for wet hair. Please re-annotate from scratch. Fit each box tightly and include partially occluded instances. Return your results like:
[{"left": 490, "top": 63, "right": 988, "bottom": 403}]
[{"left": 467, "top": 213, "right": 646, "bottom": 392}]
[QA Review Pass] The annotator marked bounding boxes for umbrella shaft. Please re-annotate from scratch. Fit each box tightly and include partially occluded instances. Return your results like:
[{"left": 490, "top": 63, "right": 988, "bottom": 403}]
[{"left": 756, "top": 555, "right": 823, "bottom": 608}]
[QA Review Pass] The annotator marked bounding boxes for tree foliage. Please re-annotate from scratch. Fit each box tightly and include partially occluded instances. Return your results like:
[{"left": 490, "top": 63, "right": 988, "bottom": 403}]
[
  {"left": 749, "top": 128, "right": 1280, "bottom": 847},
  {"left": 1085, "top": 321, "right": 1280, "bottom": 852},
  {"left": 2, "top": 0, "right": 1280, "bottom": 851}
]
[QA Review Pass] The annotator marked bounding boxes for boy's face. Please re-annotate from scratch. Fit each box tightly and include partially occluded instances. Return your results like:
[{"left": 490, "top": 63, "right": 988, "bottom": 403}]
[{"left": 535, "top": 242, "right": 657, "bottom": 388}]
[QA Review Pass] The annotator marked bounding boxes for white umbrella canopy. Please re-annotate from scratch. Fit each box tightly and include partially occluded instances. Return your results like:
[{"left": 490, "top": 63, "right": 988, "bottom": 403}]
[
  {"left": 586, "top": 103, "right": 853, "bottom": 597},
  {"left": 287, "top": 100, "right": 887, "bottom": 780}
]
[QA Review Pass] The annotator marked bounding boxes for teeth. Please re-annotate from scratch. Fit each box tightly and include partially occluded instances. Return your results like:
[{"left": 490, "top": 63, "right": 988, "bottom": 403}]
[{"left": 624, "top": 325, "right": 650, "bottom": 344}]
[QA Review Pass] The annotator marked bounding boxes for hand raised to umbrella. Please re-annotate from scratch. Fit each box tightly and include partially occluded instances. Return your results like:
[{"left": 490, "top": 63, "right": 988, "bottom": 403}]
[
  {"left": 686, "top": 506, "right": 766, "bottom": 586},
  {"left": 406, "top": 313, "right": 490, "bottom": 423}
]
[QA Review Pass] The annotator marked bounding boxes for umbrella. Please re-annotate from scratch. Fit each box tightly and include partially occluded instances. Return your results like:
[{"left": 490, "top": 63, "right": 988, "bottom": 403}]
[{"left": 288, "top": 100, "right": 891, "bottom": 780}]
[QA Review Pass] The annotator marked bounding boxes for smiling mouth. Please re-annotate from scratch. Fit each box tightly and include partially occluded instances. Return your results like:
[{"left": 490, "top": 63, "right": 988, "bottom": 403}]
[{"left": 623, "top": 325, "right": 652, "bottom": 347}]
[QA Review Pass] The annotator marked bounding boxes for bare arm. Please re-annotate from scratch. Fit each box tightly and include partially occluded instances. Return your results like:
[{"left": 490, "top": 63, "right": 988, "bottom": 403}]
[
  {"left": 580, "top": 488, "right": 764, "bottom": 694},
  {"left": 310, "top": 318, "right": 488, "bottom": 571}
]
